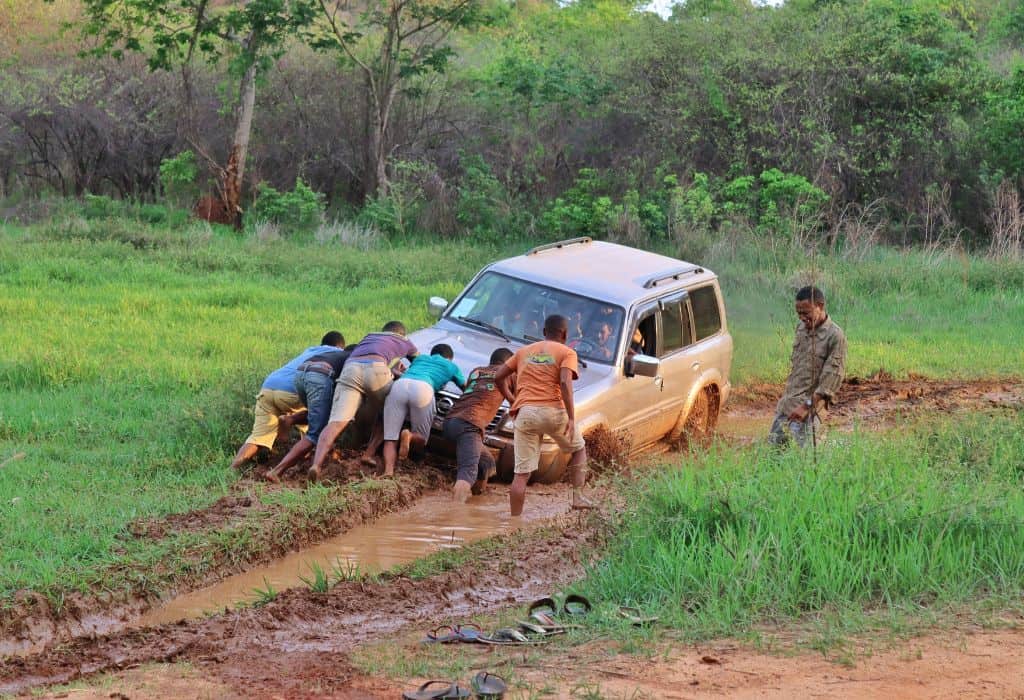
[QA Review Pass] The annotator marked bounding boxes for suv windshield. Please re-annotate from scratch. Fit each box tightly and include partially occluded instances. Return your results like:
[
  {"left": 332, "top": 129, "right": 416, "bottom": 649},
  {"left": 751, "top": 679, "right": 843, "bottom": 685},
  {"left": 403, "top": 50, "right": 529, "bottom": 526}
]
[{"left": 447, "top": 271, "right": 624, "bottom": 364}]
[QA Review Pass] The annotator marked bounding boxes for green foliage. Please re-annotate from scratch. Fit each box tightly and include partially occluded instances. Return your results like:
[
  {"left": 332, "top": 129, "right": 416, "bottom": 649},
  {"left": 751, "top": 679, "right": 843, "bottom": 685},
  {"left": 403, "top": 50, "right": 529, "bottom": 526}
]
[
  {"left": 584, "top": 415, "right": 1024, "bottom": 636},
  {"left": 159, "top": 151, "right": 199, "bottom": 208},
  {"left": 456, "top": 155, "right": 513, "bottom": 240},
  {"left": 757, "top": 168, "right": 829, "bottom": 232},
  {"left": 250, "top": 577, "right": 278, "bottom": 606},
  {"left": 541, "top": 169, "right": 615, "bottom": 238},
  {"left": 298, "top": 561, "right": 330, "bottom": 593},
  {"left": 980, "top": 63, "right": 1024, "bottom": 182},
  {"left": 82, "top": 194, "right": 190, "bottom": 228},
  {"left": 245, "top": 179, "right": 324, "bottom": 234}
]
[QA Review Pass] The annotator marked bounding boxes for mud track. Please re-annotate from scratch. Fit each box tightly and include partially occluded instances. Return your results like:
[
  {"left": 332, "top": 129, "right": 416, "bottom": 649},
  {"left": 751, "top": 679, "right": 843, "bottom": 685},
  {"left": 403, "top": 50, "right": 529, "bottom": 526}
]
[
  {"left": 0, "top": 514, "right": 593, "bottom": 697},
  {"left": 723, "top": 374, "right": 1024, "bottom": 438},
  {"left": 0, "top": 460, "right": 445, "bottom": 659}
]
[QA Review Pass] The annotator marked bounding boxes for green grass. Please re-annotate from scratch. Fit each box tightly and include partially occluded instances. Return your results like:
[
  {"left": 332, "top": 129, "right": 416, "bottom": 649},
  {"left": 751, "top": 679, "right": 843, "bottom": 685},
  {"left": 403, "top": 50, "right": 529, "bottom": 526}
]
[
  {"left": 2, "top": 209, "right": 1024, "bottom": 602},
  {"left": 582, "top": 412, "right": 1024, "bottom": 638}
]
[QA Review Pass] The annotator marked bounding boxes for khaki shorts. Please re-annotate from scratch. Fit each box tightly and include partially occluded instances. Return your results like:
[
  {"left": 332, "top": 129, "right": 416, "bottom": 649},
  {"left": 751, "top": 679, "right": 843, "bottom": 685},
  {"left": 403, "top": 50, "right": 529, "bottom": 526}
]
[
  {"left": 513, "top": 405, "right": 585, "bottom": 474},
  {"left": 246, "top": 389, "right": 306, "bottom": 448},
  {"left": 328, "top": 361, "right": 394, "bottom": 424}
]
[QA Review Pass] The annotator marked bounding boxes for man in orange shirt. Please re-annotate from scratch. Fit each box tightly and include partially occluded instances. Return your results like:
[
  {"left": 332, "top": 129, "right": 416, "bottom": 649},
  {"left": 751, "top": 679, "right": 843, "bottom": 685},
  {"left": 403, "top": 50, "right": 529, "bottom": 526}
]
[{"left": 495, "top": 314, "right": 592, "bottom": 516}]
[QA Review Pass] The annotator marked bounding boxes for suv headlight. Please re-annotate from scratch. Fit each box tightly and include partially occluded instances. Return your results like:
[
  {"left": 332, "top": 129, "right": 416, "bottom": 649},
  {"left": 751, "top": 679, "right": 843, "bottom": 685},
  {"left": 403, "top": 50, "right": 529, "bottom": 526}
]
[{"left": 500, "top": 416, "right": 515, "bottom": 434}]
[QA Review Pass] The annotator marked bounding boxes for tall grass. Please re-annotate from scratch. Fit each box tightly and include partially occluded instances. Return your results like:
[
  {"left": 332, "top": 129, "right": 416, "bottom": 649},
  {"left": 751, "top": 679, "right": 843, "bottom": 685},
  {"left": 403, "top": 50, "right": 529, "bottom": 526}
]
[{"left": 584, "top": 415, "right": 1024, "bottom": 636}]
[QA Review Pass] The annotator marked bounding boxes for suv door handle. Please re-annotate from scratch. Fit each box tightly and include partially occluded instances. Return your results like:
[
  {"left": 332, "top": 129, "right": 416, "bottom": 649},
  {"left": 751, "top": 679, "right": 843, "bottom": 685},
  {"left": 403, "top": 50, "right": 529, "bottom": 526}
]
[
  {"left": 691, "top": 361, "right": 701, "bottom": 371},
  {"left": 654, "top": 376, "right": 664, "bottom": 392}
]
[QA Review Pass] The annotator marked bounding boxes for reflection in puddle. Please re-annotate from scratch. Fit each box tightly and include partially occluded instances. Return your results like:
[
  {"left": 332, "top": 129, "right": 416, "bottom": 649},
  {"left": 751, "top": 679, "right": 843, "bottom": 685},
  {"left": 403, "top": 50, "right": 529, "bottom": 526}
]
[{"left": 137, "top": 488, "right": 569, "bottom": 626}]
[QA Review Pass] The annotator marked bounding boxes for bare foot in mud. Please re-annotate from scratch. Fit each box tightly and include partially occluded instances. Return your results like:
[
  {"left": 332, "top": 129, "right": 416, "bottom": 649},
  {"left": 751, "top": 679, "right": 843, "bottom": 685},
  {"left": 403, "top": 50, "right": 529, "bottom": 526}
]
[
  {"left": 571, "top": 492, "right": 597, "bottom": 510},
  {"left": 307, "top": 466, "right": 321, "bottom": 482},
  {"left": 398, "top": 429, "right": 412, "bottom": 461},
  {"left": 453, "top": 480, "right": 472, "bottom": 503},
  {"left": 264, "top": 471, "right": 281, "bottom": 484}
]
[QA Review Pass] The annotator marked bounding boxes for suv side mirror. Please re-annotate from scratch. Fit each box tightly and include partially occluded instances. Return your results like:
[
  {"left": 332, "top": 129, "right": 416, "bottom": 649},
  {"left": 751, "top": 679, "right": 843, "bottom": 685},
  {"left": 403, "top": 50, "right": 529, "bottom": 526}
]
[
  {"left": 428, "top": 296, "right": 448, "bottom": 318},
  {"left": 631, "top": 354, "right": 660, "bottom": 378}
]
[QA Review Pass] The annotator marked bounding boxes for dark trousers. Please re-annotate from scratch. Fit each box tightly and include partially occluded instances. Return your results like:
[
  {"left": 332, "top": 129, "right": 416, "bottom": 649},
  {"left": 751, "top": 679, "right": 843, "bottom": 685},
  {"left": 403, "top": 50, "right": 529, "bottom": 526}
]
[{"left": 442, "top": 416, "right": 495, "bottom": 484}]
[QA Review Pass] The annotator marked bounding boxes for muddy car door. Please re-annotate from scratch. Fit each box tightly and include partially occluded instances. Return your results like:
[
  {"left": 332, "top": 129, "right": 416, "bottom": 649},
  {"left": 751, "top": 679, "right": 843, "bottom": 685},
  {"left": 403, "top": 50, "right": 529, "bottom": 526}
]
[
  {"left": 611, "top": 303, "right": 680, "bottom": 447},
  {"left": 650, "top": 291, "right": 701, "bottom": 438}
]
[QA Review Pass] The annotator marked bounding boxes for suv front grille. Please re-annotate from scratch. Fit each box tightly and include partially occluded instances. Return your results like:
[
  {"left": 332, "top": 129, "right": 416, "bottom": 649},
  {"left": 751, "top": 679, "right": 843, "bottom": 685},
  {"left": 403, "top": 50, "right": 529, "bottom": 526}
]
[{"left": 434, "top": 390, "right": 508, "bottom": 433}]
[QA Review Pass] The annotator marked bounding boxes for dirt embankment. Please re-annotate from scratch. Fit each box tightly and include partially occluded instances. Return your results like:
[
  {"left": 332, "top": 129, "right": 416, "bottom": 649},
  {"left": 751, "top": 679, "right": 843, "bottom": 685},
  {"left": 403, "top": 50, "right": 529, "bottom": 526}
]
[
  {"left": 0, "top": 457, "right": 446, "bottom": 659},
  {"left": 723, "top": 374, "right": 1024, "bottom": 435},
  {"left": 0, "top": 512, "right": 595, "bottom": 697}
]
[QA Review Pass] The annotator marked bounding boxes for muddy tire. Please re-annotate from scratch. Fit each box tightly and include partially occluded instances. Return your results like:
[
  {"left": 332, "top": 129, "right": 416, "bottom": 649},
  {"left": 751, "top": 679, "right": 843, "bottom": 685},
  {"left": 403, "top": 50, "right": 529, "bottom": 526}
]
[{"left": 670, "top": 386, "right": 719, "bottom": 449}]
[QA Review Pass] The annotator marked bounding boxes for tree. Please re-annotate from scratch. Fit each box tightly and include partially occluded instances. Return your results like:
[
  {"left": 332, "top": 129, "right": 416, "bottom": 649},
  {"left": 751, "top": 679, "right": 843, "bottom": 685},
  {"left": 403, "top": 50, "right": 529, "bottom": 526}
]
[
  {"left": 66, "top": 0, "right": 309, "bottom": 225},
  {"left": 300, "top": 0, "right": 484, "bottom": 198}
]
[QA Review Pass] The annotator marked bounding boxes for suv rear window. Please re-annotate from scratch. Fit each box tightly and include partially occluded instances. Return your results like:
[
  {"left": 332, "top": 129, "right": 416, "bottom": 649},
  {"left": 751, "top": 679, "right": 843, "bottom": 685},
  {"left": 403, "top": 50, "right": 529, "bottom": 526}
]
[
  {"left": 690, "top": 286, "right": 722, "bottom": 341},
  {"left": 660, "top": 298, "right": 693, "bottom": 355}
]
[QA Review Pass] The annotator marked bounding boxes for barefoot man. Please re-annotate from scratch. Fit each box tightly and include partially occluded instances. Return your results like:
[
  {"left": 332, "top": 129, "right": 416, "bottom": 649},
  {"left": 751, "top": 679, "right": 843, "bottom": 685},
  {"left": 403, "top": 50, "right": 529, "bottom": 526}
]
[
  {"left": 229, "top": 331, "right": 346, "bottom": 471},
  {"left": 768, "top": 285, "right": 847, "bottom": 447},
  {"left": 495, "top": 314, "right": 592, "bottom": 516},
  {"left": 307, "top": 321, "right": 418, "bottom": 480},
  {"left": 442, "top": 347, "right": 514, "bottom": 503}
]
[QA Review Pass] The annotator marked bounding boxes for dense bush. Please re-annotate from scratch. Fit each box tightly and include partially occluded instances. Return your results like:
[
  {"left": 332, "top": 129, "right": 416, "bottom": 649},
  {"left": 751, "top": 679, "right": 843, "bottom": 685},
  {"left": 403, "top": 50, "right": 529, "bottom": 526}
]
[{"left": 245, "top": 180, "right": 324, "bottom": 234}]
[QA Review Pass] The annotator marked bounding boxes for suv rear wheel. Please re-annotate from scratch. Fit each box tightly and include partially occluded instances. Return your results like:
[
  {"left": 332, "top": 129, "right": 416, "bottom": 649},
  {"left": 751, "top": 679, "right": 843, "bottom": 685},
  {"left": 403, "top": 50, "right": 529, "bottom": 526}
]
[{"left": 670, "top": 385, "right": 719, "bottom": 448}]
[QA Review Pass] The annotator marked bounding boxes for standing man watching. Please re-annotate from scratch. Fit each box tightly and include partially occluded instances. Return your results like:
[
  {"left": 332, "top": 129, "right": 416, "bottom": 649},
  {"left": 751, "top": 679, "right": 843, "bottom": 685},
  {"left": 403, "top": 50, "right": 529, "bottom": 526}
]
[
  {"left": 307, "top": 321, "right": 418, "bottom": 481},
  {"left": 495, "top": 314, "right": 592, "bottom": 516},
  {"left": 768, "top": 286, "right": 847, "bottom": 447},
  {"left": 442, "top": 347, "right": 514, "bottom": 503},
  {"left": 229, "top": 331, "right": 346, "bottom": 471}
]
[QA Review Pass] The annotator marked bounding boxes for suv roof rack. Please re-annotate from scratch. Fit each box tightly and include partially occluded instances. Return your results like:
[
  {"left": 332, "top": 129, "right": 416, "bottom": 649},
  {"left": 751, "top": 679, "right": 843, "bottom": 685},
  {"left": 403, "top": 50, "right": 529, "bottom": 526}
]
[
  {"left": 525, "top": 237, "right": 593, "bottom": 256},
  {"left": 642, "top": 265, "right": 704, "bottom": 289}
]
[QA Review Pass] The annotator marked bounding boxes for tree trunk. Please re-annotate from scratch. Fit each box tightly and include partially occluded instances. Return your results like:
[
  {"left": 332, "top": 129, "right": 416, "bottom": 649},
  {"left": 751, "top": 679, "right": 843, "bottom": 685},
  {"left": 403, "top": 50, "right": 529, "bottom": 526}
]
[{"left": 222, "top": 58, "right": 257, "bottom": 229}]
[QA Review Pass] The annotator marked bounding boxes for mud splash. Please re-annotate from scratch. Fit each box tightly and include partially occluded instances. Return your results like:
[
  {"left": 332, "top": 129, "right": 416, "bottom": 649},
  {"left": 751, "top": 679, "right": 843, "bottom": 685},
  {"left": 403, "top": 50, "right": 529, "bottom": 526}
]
[{"left": 137, "top": 487, "right": 570, "bottom": 627}]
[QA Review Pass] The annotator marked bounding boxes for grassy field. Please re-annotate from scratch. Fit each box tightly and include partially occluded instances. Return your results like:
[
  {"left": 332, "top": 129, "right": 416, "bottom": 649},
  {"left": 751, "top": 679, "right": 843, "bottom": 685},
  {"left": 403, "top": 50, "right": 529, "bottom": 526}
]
[
  {"left": 1, "top": 211, "right": 1023, "bottom": 603},
  {"left": 584, "top": 413, "right": 1024, "bottom": 638}
]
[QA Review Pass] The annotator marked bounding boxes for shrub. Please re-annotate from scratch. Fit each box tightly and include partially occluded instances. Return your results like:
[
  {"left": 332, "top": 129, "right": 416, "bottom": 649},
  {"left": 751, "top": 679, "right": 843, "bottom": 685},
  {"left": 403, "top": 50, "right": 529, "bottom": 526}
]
[
  {"left": 159, "top": 151, "right": 200, "bottom": 208},
  {"left": 245, "top": 179, "right": 324, "bottom": 234}
]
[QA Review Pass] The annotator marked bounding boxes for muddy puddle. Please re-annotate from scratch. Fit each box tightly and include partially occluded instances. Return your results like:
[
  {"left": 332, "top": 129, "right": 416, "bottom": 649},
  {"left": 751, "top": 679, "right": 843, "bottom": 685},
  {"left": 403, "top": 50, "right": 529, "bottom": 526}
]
[{"left": 136, "top": 487, "right": 569, "bottom": 627}]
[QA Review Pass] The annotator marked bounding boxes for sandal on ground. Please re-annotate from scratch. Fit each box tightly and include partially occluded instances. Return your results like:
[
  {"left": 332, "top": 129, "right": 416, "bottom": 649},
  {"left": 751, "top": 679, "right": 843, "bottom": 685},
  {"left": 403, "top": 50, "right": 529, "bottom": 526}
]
[
  {"left": 471, "top": 671, "right": 508, "bottom": 699},
  {"left": 618, "top": 606, "right": 659, "bottom": 626},
  {"left": 517, "top": 620, "right": 566, "bottom": 637},
  {"left": 453, "top": 623, "right": 485, "bottom": 642},
  {"left": 526, "top": 596, "right": 557, "bottom": 617},
  {"left": 423, "top": 624, "right": 461, "bottom": 644},
  {"left": 562, "top": 594, "right": 593, "bottom": 617},
  {"left": 479, "top": 628, "right": 549, "bottom": 645},
  {"left": 402, "top": 681, "right": 463, "bottom": 700}
]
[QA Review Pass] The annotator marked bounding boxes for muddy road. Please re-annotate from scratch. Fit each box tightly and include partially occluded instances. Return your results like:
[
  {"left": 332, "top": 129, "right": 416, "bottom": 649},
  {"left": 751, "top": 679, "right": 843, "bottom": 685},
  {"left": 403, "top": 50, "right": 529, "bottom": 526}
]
[{"left": 3, "top": 376, "right": 1023, "bottom": 698}]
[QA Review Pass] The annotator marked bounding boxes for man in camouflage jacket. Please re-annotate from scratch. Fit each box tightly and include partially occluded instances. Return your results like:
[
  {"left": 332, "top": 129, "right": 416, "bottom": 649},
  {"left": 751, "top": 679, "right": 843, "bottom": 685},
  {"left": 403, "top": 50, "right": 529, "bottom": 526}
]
[{"left": 769, "top": 285, "right": 847, "bottom": 447}]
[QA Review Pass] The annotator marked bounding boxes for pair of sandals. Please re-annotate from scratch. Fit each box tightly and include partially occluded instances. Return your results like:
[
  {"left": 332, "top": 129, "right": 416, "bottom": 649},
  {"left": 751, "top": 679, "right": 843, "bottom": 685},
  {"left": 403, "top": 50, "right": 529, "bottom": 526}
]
[
  {"left": 403, "top": 672, "right": 507, "bottom": 700},
  {"left": 423, "top": 622, "right": 548, "bottom": 646},
  {"left": 524, "top": 594, "right": 591, "bottom": 631}
]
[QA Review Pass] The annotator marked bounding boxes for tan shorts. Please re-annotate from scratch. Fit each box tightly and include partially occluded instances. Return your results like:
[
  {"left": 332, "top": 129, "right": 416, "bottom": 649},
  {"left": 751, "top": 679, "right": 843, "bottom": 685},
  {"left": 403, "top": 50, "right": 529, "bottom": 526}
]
[
  {"left": 246, "top": 389, "right": 306, "bottom": 448},
  {"left": 328, "top": 361, "right": 394, "bottom": 424},
  {"left": 513, "top": 405, "right": 585, "bottom": 474}
]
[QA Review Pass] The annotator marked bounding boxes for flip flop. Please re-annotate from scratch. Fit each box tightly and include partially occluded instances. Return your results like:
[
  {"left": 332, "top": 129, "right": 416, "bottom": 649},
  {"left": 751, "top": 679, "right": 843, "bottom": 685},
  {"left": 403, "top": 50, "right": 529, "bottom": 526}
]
[
  {"left": 517, "top": 620, "right": 566, "bottom": 637},
  {"left": 422, "top": 624, "right": 460, "bottom": 644},
  {"left": 562, "top": 594, "right": 593, "bottom": 617},
  {"left": 479, "top": 628, "right": 549, "bottom": 646},
  {"left": 529, "top": 611, "right": 580, "bottom": 631},
  {"left": 618, "top": 606, "right": 659, "bottom": 626},
  {"left": 526, "top": 596, "right": 557, "bottom": 617},
  {"left": 453, "top": 623, "right": 485, "bottom": 642},
  {"left": 471, "top": 671, "right": 508, "bottom": 699},
  {"left": 403, "top": 681, "right": 456, "bottom": 700}
]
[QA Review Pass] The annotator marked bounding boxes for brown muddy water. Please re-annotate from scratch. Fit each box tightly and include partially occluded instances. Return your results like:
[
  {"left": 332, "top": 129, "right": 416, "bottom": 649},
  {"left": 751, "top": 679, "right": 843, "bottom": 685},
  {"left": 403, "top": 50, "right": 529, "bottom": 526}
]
[{"left": 136, "top": 487, "right": 570, "bottom": 627}]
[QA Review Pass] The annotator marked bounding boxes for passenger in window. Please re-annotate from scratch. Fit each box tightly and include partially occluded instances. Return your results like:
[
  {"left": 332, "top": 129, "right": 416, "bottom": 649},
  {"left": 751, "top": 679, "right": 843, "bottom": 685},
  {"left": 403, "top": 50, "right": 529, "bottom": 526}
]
[{"left": 768, "top": 286, "right": 847, "bottom": 448}]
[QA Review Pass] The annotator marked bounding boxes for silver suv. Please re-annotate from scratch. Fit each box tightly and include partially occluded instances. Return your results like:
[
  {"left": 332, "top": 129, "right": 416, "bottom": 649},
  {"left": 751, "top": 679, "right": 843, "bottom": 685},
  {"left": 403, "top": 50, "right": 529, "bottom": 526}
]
[{"left": 409, "top": 237, "right": 733, "bottom": 483}]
